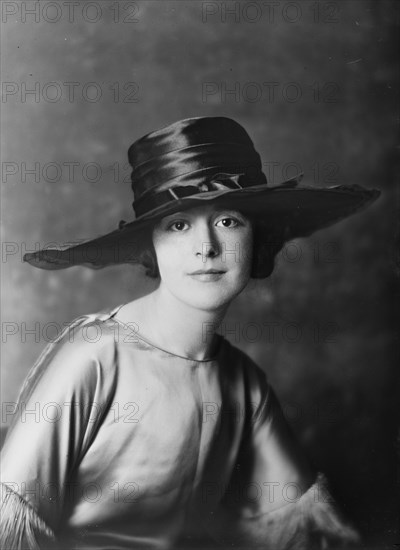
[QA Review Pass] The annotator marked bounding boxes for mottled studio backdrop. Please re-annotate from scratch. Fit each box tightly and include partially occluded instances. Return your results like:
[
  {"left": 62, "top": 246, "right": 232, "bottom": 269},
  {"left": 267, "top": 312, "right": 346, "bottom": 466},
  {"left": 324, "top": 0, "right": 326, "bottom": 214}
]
[{"left": 1, "top": 0, "right": 398, "bottom": 546}]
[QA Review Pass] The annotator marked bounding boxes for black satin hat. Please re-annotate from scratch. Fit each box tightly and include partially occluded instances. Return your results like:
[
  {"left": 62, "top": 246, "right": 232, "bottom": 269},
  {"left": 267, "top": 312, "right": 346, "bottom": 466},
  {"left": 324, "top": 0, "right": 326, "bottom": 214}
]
[{"left": 23, "top": 116, "right": 380, "bottom": 270}]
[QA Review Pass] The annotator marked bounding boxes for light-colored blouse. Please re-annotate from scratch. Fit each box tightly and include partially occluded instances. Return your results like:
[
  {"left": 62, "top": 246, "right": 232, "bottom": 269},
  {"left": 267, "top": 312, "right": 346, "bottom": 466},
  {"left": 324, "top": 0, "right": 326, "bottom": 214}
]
[{"left": 0, "top": 304, "right": 358, "bottom": 549}]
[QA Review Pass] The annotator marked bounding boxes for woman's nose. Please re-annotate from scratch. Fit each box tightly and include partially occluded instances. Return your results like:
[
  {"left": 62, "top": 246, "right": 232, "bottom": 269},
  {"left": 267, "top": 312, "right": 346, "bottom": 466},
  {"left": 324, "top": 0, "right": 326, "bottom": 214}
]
[{"left": 193, "top": 221, "right": 220, "bottom": 259}]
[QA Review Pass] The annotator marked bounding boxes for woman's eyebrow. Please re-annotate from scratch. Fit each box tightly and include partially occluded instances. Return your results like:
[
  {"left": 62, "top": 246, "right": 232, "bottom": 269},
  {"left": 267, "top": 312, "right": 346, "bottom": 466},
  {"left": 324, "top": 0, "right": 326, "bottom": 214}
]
[{"left": 162, "top": 209, "right": 247, "bottom": 221}]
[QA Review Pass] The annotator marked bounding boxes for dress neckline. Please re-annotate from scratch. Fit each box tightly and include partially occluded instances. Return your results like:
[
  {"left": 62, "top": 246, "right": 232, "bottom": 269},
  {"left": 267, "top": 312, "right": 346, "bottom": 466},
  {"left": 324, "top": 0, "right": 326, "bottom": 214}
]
[{"left": 108, "top": 303, "right": 223, "bottom": 363}]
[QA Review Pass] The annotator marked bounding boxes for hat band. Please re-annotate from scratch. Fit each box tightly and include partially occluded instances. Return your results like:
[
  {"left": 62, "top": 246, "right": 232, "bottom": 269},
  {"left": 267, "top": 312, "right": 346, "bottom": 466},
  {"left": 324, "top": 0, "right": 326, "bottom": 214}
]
[
  {"left": 130, "top": 143, "right": 263, "bottom": 197},
  {"left": 132, "top": 172, "right": 265, "bottom": 217}
]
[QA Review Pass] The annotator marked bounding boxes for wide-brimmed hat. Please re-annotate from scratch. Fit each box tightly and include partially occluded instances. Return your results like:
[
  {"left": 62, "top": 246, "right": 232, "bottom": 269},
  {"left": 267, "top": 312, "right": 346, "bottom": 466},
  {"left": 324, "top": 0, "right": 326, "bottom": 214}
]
[{"left": 23, "top": 116, "right": 380, "bottom": 271}]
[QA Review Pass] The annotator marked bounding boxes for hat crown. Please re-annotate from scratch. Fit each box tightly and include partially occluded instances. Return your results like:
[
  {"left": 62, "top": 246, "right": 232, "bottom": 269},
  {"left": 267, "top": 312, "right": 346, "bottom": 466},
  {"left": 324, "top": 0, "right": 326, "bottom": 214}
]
[
  {"left": 127, "top": 117, "right": 266, "bottom": 216},
  {"left": 128, "top": 116, "right": 257, "bottom": 168}
]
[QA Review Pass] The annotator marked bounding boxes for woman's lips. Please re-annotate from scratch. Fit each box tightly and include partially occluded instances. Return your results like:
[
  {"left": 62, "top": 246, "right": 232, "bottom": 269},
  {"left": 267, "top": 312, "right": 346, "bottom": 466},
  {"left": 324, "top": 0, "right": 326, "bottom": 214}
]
[{"left": 188, "top": 271, "right": 226, "bottom": 282}]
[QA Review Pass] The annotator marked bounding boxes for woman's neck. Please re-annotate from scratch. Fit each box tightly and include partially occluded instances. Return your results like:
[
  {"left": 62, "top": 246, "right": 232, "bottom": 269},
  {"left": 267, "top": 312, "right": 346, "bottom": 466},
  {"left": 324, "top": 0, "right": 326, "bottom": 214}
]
[{"left": 116, "top": 286, "right": 228, "bottom": 361}]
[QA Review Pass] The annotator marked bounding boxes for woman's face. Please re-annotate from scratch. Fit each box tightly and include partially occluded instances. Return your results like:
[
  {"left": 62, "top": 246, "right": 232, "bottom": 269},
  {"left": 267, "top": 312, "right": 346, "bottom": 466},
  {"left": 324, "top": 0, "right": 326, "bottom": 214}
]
[{"left": 152, "top": 203, "right": 253, "bottom": 312}]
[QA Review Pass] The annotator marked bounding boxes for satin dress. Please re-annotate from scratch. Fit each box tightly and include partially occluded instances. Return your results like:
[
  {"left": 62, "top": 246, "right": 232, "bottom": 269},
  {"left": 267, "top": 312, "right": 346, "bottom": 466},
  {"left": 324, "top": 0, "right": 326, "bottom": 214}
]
[{"left": 1, "top": 304, "right": 350, "bottom": 550}]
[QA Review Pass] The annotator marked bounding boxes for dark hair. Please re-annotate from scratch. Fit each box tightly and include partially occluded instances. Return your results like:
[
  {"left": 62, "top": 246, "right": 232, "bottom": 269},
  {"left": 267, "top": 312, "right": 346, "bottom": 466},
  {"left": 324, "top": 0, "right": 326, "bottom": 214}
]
[
  {"left": 250, "top": 219, "right": 286, "bottom": 279},
  {"left": 137, "top": 217, "right": 285, "bottom": 280},
  {"left": 135, "top": 223, "right": 160, "bottom": 278}
]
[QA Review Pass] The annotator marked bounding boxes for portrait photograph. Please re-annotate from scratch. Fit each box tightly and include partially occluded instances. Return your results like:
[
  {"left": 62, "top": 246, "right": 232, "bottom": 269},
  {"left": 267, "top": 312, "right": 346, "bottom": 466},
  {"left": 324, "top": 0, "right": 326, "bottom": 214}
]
[{"left": 1, "top": 1, "right": 398, "bottom": 549}]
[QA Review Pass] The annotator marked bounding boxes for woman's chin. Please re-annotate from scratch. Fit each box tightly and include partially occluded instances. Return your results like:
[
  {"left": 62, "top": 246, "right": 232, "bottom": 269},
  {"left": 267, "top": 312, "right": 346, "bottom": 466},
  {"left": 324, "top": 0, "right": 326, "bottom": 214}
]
[{"left": 176, "top": 284, "right": 243, "bottom": 312}]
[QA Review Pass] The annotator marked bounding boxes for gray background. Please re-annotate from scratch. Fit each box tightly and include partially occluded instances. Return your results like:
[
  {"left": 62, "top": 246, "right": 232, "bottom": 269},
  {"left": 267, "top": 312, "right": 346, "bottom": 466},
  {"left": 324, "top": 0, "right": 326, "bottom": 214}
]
[{"left": 1, "top": 0, "right": 398, "bottom": 545}]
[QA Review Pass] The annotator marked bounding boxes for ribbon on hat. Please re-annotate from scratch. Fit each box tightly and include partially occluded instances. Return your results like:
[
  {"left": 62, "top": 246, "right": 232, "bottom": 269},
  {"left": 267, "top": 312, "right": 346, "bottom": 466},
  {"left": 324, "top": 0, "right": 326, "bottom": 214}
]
[
  {"left": 167, "top": 172, "right": 245, "bottom": 198},
  {"left": 131, "top": 172, "right": 263, "bottom": 218}
]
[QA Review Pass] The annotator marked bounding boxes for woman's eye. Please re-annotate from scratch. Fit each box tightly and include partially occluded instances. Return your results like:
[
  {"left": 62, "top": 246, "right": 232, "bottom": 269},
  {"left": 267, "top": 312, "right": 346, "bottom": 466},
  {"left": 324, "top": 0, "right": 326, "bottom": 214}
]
[
  {"left": 168, "top": 220, "right": 189, "bottom": 231},
  {"left": 216, "top": 217, "right": 239, "bottom": 228}
]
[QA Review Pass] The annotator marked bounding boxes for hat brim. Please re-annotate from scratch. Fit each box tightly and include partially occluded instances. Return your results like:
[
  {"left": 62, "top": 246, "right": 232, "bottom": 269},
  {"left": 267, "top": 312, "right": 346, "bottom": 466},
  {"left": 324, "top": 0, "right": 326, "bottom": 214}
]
[{"left": 23, "top": 180, "right": 380, "bottom": 270}]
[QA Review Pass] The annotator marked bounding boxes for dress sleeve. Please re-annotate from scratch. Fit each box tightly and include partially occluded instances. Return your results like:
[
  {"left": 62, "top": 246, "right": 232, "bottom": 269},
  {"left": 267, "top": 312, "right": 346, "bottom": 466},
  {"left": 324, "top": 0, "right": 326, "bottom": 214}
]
[
  {"left": 0, "top": 321, "right": 116, "bottom": 550},
  {"left": 205, "top": 361, "right": 361, "bottom": 549}
]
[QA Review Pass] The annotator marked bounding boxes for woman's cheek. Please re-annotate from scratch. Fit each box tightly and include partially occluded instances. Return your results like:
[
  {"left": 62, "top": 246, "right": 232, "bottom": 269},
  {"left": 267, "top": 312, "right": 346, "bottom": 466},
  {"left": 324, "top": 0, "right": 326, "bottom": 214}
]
[
  {"left": 158, "top": 246, "right": 182, "bottom": 278},
  {"left": 226, "top": 230, "right": 252, "bottom": 270}
]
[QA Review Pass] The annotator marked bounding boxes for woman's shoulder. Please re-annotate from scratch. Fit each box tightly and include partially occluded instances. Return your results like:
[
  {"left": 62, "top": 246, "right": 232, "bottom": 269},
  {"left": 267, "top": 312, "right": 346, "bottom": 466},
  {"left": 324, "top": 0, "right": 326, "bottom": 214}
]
[
  {"left": 219, "top": 337, "right": 269, "bottom": 403},
  {"left": 50, "top": 308, "right": 120, "bottom": 358},
  {"left": 17, "top": 308, "right": 121, "bottom": 402},
  {"left": 220, "top": 336, "right": 266, "bottom": 376}
]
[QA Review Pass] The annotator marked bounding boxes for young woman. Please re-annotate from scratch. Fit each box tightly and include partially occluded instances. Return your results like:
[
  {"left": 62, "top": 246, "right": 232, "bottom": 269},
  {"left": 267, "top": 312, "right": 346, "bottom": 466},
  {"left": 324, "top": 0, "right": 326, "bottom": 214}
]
[{"left": 1, "top": 117, "right": 380, "bottom": 549}]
